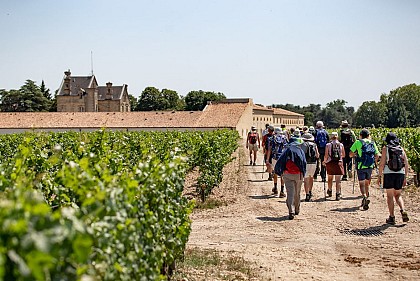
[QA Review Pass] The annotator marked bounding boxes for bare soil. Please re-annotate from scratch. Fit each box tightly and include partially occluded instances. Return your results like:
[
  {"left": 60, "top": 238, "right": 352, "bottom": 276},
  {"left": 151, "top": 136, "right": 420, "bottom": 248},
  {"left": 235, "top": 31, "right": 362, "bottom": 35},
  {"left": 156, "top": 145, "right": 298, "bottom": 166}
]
[{"left": 185, "top": 146, "right": 420, "bottom": 280}]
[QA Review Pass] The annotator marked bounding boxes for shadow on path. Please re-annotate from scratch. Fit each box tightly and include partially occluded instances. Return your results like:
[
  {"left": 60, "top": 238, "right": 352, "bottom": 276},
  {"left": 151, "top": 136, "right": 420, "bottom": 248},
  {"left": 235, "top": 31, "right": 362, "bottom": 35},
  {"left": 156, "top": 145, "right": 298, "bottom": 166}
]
[
  {"left": 257, "top": 215, "right": 290, "bottom": 222},
  {"left": 330, "top": 206, "right": 360, "bottom": 213}
]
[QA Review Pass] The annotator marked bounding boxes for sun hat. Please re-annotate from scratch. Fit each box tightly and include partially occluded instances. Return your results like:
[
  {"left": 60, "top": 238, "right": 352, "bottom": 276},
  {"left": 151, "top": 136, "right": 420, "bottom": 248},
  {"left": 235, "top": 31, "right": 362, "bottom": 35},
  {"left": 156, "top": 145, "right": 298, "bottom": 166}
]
[
  {"left": 293, "top": 130, "right": 301, "bottom": 137},
  {"left": 301, "top": 133, "right": 314, "bottom": 141},
  {"left": 341, "top": 120, "right": 349, "bottom": 127},
  {"left": 274, "top": 127, "right": 281, "bottom": 134},
  {"left": 251, "top": 125, "right": 256, "bottom": 131},
  {"left": 268, "top": 125, "right": 274, "bottom": 131},
  {"left": 309, "top": 126, "right": 315, "bottom": 131}
]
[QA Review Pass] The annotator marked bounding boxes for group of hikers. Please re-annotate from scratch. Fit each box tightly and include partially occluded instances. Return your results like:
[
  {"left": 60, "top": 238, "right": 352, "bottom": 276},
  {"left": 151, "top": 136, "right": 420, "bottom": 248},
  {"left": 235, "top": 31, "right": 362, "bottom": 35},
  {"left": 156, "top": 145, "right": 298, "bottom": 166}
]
[{"left": 246, "top": 121, "right": 410, "bottom": 224}]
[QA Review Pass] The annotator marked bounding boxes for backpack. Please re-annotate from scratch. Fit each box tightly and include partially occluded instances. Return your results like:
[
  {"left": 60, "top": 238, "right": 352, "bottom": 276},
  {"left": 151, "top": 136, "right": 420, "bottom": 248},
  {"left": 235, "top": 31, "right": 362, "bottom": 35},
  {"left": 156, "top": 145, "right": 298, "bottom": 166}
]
[
  {"left": 387, "top": 145, "right": 405, "bottom": 171},
  {"left": 274, "top": 143, "right": 307, "bottom": 176},
  {"left": 249, "top": 132, "right": 258, "bottom": 144},
  {"left": 340, "top": 130, "right": 353, "bottom": 148},
  {"left": 303, "top": 141, "right": 317, "bottom": 164},
  {"left": 315, "top": 129, "right": 328, "bottom": 148},
  {"left": 330, "top": 142, "right": 341, "bottom": 162},
  {"left": 358, "top": 140, "right": 376, "bottom": 167},
  {"left": 271, "top": 134, "right": 287, "bottom": 160}
]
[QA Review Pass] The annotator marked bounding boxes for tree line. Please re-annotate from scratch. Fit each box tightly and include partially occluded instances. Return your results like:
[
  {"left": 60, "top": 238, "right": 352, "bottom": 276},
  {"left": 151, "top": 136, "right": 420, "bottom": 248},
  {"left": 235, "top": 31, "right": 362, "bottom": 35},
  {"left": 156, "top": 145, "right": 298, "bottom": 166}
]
[
  {"left": 1, "top": 80, "right": 420, "bottom": 128},
  {"left": 272, "top": 83, "right": 420, "bottom": 128},
  {"left": 0, "top": 81, "right": 225, "bottom": 112}
]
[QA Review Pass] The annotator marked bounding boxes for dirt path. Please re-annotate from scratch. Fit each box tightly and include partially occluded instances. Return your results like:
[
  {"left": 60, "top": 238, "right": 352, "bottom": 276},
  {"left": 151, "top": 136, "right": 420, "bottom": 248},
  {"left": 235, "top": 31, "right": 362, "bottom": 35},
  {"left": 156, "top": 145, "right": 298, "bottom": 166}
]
[{"left": 187, "top": 147, "right": 420, "bottom": 280}]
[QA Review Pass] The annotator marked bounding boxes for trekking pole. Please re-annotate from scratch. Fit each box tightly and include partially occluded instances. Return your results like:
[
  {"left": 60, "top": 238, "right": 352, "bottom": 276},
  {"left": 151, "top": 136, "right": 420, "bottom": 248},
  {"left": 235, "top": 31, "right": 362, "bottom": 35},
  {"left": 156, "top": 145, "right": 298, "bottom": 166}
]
[
  {"left": 352, "top": 158, "right": 356, "bottom": 194},
  {"left": 323, "top": 179, "right": 326, "bottom": 201},
  {"left": 375, "top": 166, "right": 384, "bottom": 198},
  {"left": 262, "top": 157, "right": 265, "bottom": 179}
]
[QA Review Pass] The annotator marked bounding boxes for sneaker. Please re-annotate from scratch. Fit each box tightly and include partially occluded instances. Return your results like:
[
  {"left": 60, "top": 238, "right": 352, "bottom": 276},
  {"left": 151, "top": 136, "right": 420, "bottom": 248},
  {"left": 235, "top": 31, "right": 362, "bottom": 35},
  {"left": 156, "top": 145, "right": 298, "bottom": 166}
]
[
  {"left": 288, "top": 213, "right": 294, "bottom": 220},
  {"left": 327, "top": 189, "right": 332, "bottom": 197},
  {"left": 268, "top": 174, "right": 273, "bottom": 181},
  {"left": 250, "top": 161, "right": 253, "bottom": 165},
  {"left": 362, "top": 197, "right": 370, "bottom": 210},
  {"left": 314, "top": 175, "right": 318, "bottom": 180},
  {"left": 253, "top": 162, "right": 256, "bottom": 166},
  {"left": 279, "top": 191, "right": 286, "bottom": 198},
  {"left": 348, "top": 170, "right": 353, "bottom": 178},
  {"left": 321, "top": 178, "right": 326, "bottom": 182},
  {"left": 336, "top": 193, "right": 341, "bottom": 201},
  {"left": 272, "top": 187, "right": 278, "bottom": 194},
  {"left": 342, "top": 176, "right": 348, "bottom": 181},
  {"left": 386, "top": 216, "right": 396, "bottom": 225},
  {"left": 305, "top": 194, "right": 310, "bottom": 202},
  {"left": 295, "top": 211, "right": 299, "bottom": 215},
  {"left": 401, "top": 210, "right": 409, "bottom": 222}
]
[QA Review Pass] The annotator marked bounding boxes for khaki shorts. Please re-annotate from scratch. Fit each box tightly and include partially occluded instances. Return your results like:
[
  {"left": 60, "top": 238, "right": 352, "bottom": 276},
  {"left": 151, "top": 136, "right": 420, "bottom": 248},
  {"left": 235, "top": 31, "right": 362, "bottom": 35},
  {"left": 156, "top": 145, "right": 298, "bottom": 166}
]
[
  {"left": 248, "top": 143, "right": 259, "bottom": 151},
  {"left": 305, "top": 163, "right": 316, "bottom": 178}
]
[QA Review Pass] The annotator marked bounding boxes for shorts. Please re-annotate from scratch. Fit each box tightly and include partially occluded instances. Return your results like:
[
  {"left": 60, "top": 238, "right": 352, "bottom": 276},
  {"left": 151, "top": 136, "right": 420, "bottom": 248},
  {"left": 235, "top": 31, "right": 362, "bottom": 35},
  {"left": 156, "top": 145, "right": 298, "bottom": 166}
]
[
  {"left": 248, "top": 143, "right": 259, "bottom": 151},
  {"left": 383, "top": 173, "right": 405, "bottom": 190},
  {"left": 357, "top": 168, "right": 373, "bottom": 181},
  {"left": 305, "top": 163, "right": 316, "bottom": 178},
  {"left": 326, "top": 161, "right": 344, "bottom": 175}
]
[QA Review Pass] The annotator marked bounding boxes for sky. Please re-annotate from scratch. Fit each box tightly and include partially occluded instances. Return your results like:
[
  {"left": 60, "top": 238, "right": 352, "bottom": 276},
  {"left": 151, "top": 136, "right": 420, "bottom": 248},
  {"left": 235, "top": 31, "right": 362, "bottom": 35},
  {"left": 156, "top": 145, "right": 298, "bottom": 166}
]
[{"left": 1, "top": 0, "right": 420, "bottom": 109}]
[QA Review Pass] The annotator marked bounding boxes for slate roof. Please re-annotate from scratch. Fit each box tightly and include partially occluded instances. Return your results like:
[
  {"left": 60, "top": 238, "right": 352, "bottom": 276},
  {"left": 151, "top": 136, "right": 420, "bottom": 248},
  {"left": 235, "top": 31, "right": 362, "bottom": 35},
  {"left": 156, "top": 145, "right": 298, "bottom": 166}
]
[
  {"left": 97, "top": 85, "right": 126, "bottom": 100},
  {"left": 57, "top": 76, "right": 96, "bottom": 96}
]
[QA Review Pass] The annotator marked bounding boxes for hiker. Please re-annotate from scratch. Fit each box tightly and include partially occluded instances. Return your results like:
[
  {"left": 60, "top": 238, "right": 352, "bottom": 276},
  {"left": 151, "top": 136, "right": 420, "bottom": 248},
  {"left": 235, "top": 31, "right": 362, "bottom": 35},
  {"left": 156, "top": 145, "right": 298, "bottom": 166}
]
[
  {"left": 262, "top": 123, "right": 270, "bottom": 137},
  {"left": 308, "top": 126, "right": 316, "bottom": 137},
  {"left": 349, "top": 128, "right": 380, "bottom": 210},
  {"left": 377, "top": 132, "right": 410, "bottom": 225},
  {"left": 301, "top": 133, "right": 319, "bottom": 202},
  {"left": 266, "top": 127, "right": 287, "bottom": 197},
  {"left": 339, "top": 120, "right": 356, "bottom": 181},
  {"left": 314, "top": 121, "right": 329, "bottom": 182},
  {"left": 246, "top": 126, "right": 260, "bottom": 166},
  {"left": 274, "top": 133, "right": 306, "bottom": 220},
  {"left": 323, "top": 132, "right": 345, "bottom": 201},
  {"left": 263, "top": 125, "right": 275, "bottom": 180}
]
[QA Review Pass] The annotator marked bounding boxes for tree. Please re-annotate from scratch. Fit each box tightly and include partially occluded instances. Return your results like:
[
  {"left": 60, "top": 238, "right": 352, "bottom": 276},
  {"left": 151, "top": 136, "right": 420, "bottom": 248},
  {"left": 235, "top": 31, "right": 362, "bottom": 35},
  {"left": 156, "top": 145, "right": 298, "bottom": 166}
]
[
  {"left": 136, "top": 87, "right": 162, "bottom": 111},
  {"left": 386, "top": 84, "right": 420, "bottom": 127},
  {"left": 128, "top": 94, "right": 138, "bottom": 111},
  {"left": 184, "top": 90, "right": 225, "bottom": 111},
  {"left": 40, "top": 80, "right": 52, "bottom": 100},
  {"left": 353, "top": 100, "right": 387, "bottom": 128},
  {"left": 316, "top": 99, "right": 354, "bottom": 128},
  {"left": 0, "top": 80, "right": 52, "bottom": 112},
  {"left": 136, "top": 87, "right": 184, "bottom": 111}
]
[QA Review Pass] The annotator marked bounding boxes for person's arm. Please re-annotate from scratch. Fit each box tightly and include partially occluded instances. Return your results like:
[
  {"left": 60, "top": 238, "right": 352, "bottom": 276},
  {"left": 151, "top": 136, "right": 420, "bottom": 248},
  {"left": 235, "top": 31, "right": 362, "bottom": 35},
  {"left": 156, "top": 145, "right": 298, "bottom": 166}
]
[
  {"left": 246, "top": 133, "right": 249, "bottom": 148},
  {"left": 323, "top": 143, "right": 329, "bottom": 165},
  {"left": 257, "top": 133, "right": 261, "bottom": 147},
  {"left": 315, "top": 144, "right": 320, "bottom": 159},
  {"left": 377, "top": 146, "right": 387, "bottom": 184},
  {"left": 341, "top": 143, "right": 345, "bottom": 159},
  {"left": 374, "top": 142, "right": 380, "bottom": 166},
  {"left": 349, "top": 141, "right": 357, "bottom": 158}
]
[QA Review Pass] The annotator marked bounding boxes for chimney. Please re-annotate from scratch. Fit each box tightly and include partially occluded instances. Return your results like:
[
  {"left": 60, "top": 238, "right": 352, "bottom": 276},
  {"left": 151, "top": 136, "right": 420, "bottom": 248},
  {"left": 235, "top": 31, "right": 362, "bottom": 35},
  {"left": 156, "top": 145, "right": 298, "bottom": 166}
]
[
  {"left": 63, "top": 69, "right": 71, "bottom": 95},
  {"left": 106, "top": 82, "right": 113, "bottom": 100}
]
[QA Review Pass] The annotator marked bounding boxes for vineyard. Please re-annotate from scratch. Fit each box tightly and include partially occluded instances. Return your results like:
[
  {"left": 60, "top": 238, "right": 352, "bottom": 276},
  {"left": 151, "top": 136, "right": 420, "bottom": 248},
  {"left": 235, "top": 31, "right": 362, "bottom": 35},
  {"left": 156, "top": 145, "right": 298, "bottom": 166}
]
[{"left": 0, "top": 129, "right": 239, "bottom": 281}]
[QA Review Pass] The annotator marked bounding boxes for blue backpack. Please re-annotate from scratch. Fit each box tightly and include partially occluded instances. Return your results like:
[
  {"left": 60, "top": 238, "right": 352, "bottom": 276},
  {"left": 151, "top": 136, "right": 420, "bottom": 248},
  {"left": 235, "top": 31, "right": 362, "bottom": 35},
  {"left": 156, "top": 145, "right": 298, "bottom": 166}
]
[
  {"left": 358, "top": 140, "right": 376, "bottom": 168},
  {"left": 315, "top": 129, "right": 328, "bottom": 148},
  {"left": 271, "top": 134, "right": 287, "bottom": 160}
]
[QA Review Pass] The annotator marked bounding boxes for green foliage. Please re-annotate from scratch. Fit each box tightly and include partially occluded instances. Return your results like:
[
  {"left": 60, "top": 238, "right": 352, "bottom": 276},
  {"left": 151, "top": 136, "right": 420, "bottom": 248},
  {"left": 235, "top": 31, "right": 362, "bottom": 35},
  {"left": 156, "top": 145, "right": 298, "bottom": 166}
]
[
  {"left": 136, "top": 87, "right": 184, "bottom": 111},
  {"left": 184, "top": 90, "right": 226, "bottom": 111},
  {"left": 0, "top": 80, "right": 52, "bottom": 112},
  {"left": 0, "top": 129, "right": 239, "bottom": 280}
]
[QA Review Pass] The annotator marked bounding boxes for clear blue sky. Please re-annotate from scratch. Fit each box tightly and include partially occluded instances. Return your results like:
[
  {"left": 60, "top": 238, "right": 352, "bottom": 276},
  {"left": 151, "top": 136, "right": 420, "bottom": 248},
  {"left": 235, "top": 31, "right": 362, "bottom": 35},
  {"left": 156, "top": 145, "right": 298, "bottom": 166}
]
[{"left": 1, "top": 0, "right": 420, "bottom": 109}]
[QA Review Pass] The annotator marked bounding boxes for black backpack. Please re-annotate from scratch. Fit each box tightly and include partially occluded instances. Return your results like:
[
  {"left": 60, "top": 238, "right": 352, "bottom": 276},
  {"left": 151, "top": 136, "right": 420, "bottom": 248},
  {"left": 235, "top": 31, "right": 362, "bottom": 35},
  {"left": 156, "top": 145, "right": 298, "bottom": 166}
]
[
  {"left": 303, "top": 142, "right": 317, "bottom": 164},
  {"left": 387, "top": 145, "right": 405, "bottom": 171},
  {"left": 340, "top": 130, "right": 353, "bottom": 148},
  {"left": 330, "top": 142, "right": 341, "bottom": 162}
]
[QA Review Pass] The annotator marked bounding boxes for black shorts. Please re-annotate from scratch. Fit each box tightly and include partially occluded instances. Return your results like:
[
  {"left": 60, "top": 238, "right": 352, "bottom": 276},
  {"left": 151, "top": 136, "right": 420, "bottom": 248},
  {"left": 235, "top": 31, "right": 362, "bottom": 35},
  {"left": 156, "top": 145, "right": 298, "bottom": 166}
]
[{"left": 383, "top": 173, "right": 405, "bottom": 190}]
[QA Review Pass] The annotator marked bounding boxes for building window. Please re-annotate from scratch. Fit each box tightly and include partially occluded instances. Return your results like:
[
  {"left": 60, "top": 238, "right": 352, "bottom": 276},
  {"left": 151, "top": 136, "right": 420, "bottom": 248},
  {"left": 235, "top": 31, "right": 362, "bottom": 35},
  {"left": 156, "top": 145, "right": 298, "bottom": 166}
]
[{"left": 79, "top": 106, "right": 85, "bottom": 112}]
